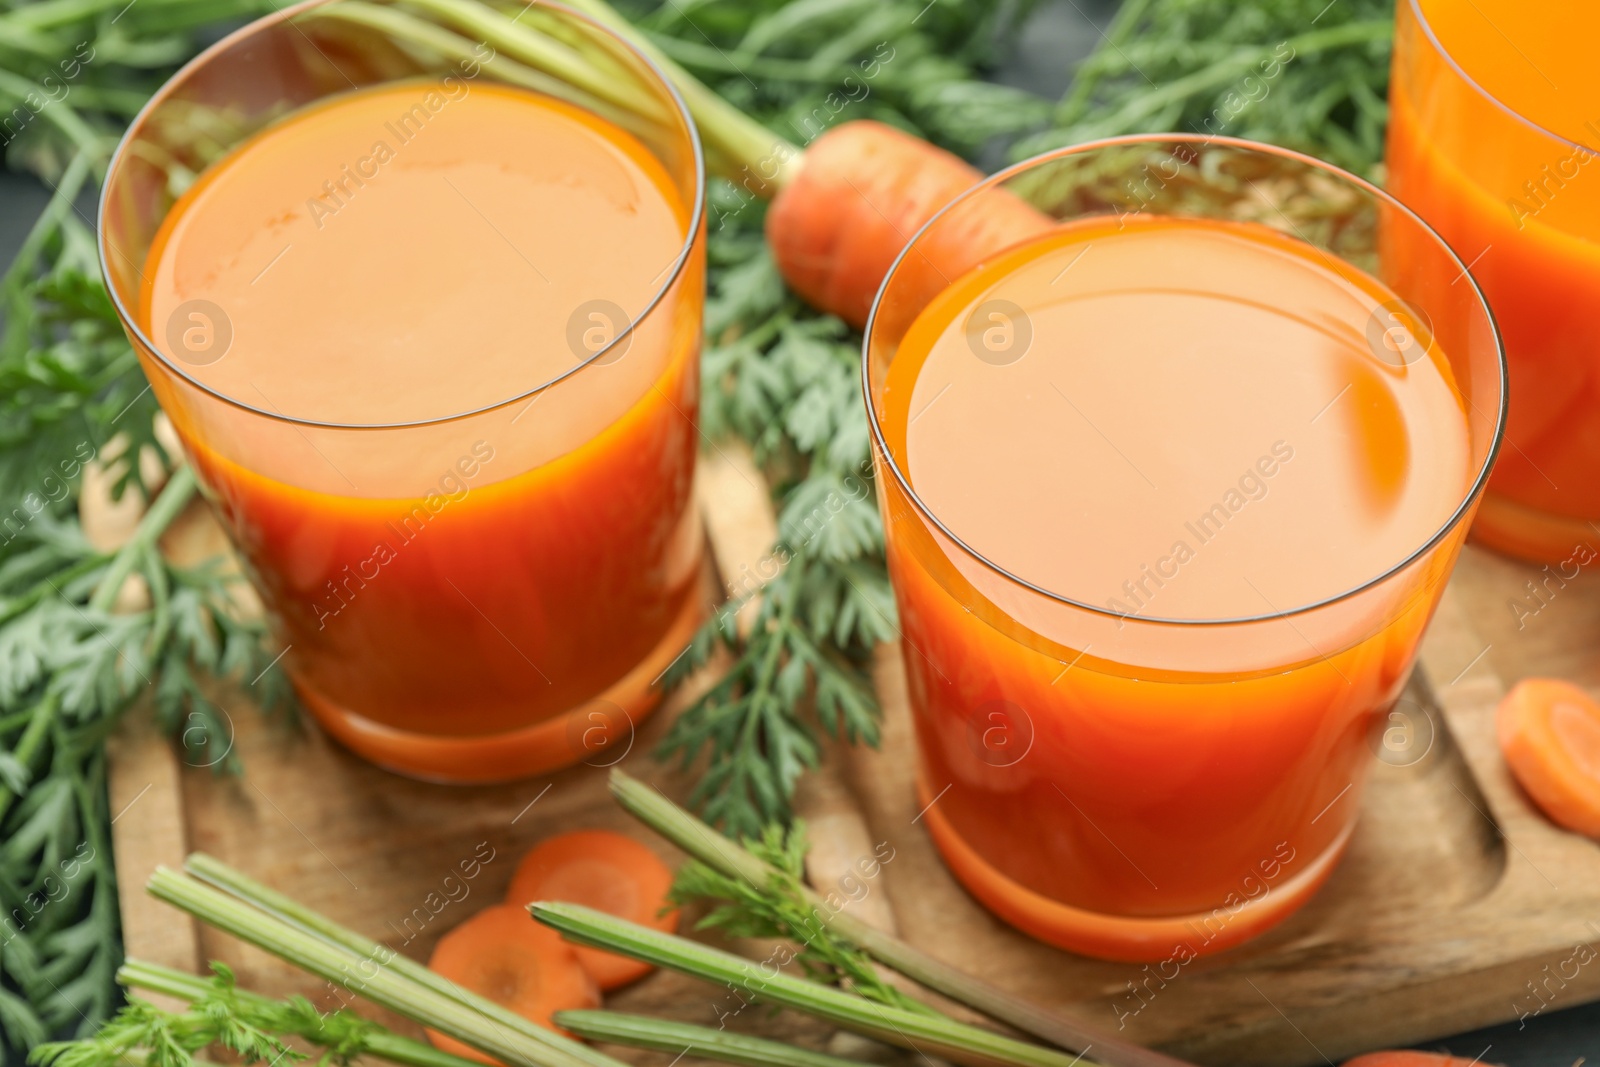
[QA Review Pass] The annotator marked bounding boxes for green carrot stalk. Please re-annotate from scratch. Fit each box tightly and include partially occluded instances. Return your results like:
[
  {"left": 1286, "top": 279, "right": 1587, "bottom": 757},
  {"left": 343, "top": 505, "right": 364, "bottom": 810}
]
[
  {"left": 310, "top": 0, "right": 794, "bottom": 186},
  {"left": 1052, "top": 0, "right": 1157, "bottom": 127},
  {"left": 371, "top": 0, "right": 664, "bottom": 119},
  {"left": 89, "top": 464, "right": 199, "bottom": 614},
  {"left": 0, "top": 68, "right": 109, "bottom": 161},
  {"left": 4, "top": 152, "right": 94, "bottom": 286},
  {"left": 554, "top": 1010, "right": 863, "bottom": 1067},
  {"left": 608, "top": 771, "right": 1195, "bottom": 1067},
  {"left": 553, "top": 0, "right": 800, "bottom": 187},
  {"left": 0, "top": 693, "right": 60, "bottom": 826},
  {"left": 530, "top": 901, "right": 1101, "bottom": 1067},
  {"left": 118, "top": 959, "right": 484, "bottom": 1067},
  {"left": 316, "top": 2, "right": 579, "bottom": 96},
  {"left": 146, "top": 866, "right": 609, "bottom": 1067}
]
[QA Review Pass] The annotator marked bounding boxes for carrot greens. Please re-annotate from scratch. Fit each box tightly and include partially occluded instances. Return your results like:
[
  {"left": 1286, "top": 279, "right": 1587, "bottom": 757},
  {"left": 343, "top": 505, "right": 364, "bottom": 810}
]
[
  {"left": 667, "top": 819, "right": 927, "bottom": 1013},
  {"left": 1021, "top": 0, "right": 1395, "bottom": 177}
]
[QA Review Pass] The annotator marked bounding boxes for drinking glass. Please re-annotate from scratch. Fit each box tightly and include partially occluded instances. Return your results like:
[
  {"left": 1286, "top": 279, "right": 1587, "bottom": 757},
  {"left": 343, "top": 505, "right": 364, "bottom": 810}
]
[
  {"left": 99, "top": 0, "right": 705, "bottom": 782},
  {"left": 863, "top": 136, "right": 1505, "bottom": 961},
  {"left": 1388, "top": 0, "right": 1600, "bottom": 562}
]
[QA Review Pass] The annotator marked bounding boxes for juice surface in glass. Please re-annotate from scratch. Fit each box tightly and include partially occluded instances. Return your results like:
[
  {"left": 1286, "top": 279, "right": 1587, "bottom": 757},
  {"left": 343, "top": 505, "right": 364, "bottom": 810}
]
[
  {"left": 869, "top": 182, "right": 1491, "bottom": 961},
  {"left": 112, "top": 53, "right": 704, "bottom": 780},
  {"left": 1387, "top": 0, "right": 1600, "bottom": 562}
]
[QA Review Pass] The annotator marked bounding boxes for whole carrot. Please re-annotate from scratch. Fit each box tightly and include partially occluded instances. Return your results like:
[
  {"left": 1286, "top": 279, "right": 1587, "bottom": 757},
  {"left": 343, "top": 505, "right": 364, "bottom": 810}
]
[{"left": 765, "top": 120, "right": 1053, "bottom": 329}]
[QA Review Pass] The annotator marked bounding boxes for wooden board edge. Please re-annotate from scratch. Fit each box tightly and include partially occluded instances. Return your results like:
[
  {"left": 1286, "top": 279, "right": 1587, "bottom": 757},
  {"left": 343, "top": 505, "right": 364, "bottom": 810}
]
[
  {"left": 106, "top": 707, "right": 203, "bottom": 1001},
  {"left": 1167, "top": 942, "right": 1600, "bottom": 1066}
]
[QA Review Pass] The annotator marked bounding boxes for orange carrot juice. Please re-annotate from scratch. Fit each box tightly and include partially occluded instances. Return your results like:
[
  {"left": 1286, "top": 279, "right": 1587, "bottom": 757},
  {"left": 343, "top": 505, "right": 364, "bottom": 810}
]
[
  {"left": 1388, "top": 0, "right": 1600, "bottom": 562},
  {"left": 123, "top": 75, "right": 703, "bottom": 781},
  {"left": 867, "top": 160, "right": 1500, "bottom": 963}
]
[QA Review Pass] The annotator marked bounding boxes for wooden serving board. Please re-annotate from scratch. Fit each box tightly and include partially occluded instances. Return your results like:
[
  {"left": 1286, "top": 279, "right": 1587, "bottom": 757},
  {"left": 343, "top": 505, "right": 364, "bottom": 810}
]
[{"left": 106, "top": 450, "right": 1600, "bottom": 1066}]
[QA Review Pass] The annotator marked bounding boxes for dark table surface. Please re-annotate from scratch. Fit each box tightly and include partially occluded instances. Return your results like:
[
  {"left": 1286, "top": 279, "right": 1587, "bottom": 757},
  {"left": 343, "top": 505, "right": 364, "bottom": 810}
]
[{"left": 2, "top": 0, "right": 1596, "bottom": 1061}]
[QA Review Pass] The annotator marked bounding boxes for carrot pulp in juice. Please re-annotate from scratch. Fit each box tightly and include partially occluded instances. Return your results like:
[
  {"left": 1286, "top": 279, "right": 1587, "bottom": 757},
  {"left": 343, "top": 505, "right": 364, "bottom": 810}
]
[
  {"left": 1387, "top": 0, "right": 1600, "bottom": 556},
  {"left": 878, "top": 216, "right": 1471, "bottom": 939},
  {"left": 140, "top": 81, "right": 701, "bottom": 753}
]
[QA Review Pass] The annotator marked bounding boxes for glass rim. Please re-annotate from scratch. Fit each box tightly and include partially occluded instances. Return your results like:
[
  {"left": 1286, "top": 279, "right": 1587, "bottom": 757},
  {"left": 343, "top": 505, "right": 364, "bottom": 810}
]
[
  {"left": 97, "top": 0, "right": 706, "bottom": 432},
  {"left": 861, "top": 132, "right": 1509, "bottom": 629},
  {"left": 1407, "top": 0, "right": 1597, "bottom": 157}
]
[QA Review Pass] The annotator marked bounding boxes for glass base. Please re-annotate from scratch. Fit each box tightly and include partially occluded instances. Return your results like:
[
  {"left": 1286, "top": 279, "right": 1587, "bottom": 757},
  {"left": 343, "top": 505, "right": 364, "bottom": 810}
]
[
  {"left": 1473, "top": 491, "right": 1599, "bottom": 565},
  {"left": 295, "top": 588, "right": 704, "bottom": 783},
  {"left": 917, "top": 777, "right": 1352, "bottom": 962}
]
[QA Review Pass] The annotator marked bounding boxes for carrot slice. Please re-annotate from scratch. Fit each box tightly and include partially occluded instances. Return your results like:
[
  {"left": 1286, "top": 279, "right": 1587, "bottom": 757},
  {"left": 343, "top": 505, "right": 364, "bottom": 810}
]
[
  {"left": 1497, "top": 677, "right": 1600, "bottom": 837},
  {"left": 425, "top": 904, "right": 599, "bottom": 1064},
  {"left": 1343, "top": 1053, "right": 1494, "bottom": 1067},
  {"left": 505, "top": 829, "right": 678, "bottom": 990}
]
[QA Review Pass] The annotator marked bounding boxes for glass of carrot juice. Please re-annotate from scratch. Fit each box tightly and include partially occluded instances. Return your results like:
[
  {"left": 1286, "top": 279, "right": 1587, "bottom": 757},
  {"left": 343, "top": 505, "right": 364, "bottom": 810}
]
[
  {"left": 864, "top": 136, "right": 1505, "bottom": 962},
  {"left": 1388, "top": 0, "right": 1600, "bottom": 563},
  {"left": 99, "top": 0, "right": 705, "bottom": 782}
]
